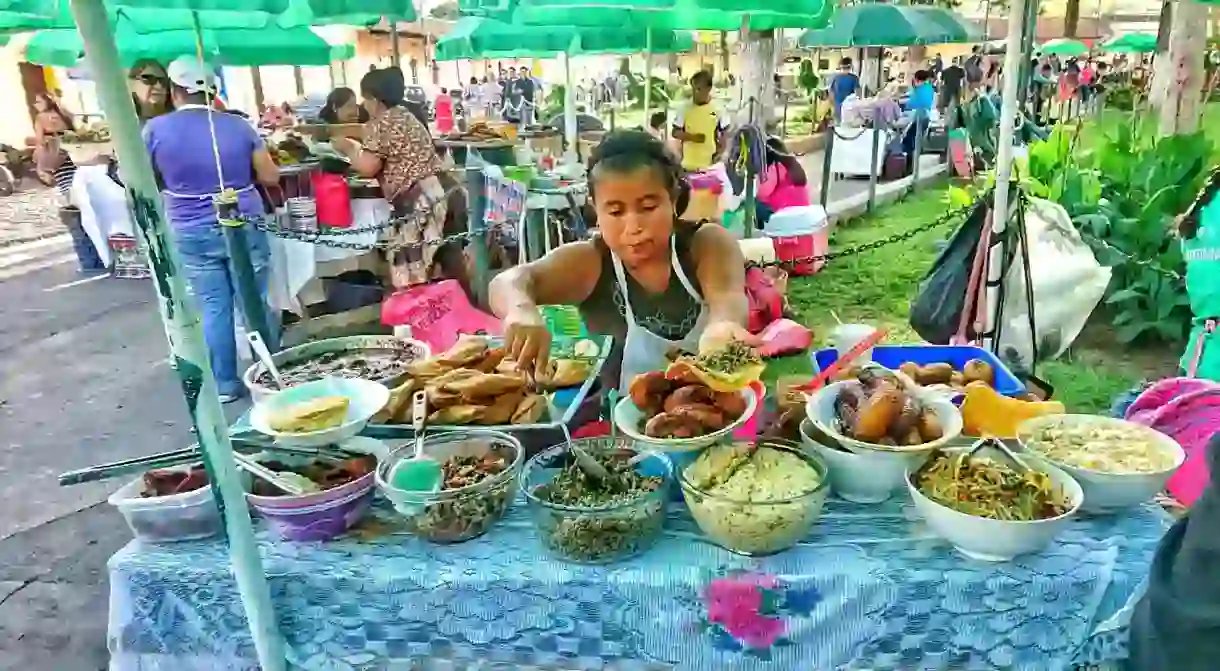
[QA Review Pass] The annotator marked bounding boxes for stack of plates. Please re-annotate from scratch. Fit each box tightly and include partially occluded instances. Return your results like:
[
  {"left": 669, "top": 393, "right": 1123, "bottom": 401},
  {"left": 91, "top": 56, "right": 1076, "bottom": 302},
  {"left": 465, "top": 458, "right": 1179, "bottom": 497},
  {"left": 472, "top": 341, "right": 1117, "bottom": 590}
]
[{"left": 286, "top": 197, "right": 318, "bottom": 231}]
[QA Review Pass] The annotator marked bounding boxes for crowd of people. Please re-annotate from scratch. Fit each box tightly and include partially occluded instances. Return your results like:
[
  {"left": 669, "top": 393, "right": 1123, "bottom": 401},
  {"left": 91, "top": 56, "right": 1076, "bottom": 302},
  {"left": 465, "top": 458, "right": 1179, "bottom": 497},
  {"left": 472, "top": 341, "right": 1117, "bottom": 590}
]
[{"left": 459, "top": 66, "right": 542, "bottom": 125}]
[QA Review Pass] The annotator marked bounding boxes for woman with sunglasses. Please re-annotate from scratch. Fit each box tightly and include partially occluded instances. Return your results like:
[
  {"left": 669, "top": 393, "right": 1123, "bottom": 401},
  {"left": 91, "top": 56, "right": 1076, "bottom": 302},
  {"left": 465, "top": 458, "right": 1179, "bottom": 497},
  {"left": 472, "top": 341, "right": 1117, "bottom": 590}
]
[{"left": 128, "top": 60, "right": 173, "bottom": 123}]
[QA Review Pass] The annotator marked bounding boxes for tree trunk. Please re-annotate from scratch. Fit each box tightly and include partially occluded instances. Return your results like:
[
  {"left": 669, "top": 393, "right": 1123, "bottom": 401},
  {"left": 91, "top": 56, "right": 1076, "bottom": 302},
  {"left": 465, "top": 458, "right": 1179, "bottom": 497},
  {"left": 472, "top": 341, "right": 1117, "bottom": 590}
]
[
  {"left": 736, "top": 28, "right": 776, "bottom": 127},
  {"left": 1151, "top": 0, "right": 1175, "bottom": 107},
  {"left": 719, "top": 31, "right": 730, "bottom": 86},
  {"left": 1159, "top": 0, "right": 1208, "bottom": 136},
  {"left": 1064, "top": 0, "right": 1081, "bottom": 38}
]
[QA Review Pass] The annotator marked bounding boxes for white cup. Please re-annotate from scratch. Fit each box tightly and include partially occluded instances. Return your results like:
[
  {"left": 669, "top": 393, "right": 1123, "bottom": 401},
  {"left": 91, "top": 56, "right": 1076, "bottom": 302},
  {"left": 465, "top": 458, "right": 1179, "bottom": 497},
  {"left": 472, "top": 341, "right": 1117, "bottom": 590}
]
[{"left": 830, "top": 324, "right": 877, "bottom": 363}]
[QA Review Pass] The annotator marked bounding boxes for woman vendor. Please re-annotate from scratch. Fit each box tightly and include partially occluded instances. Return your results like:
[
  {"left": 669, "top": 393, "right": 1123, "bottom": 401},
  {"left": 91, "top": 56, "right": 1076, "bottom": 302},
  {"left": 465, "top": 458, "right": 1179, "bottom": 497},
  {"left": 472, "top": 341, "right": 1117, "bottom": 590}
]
[
  {"left": 489, "top": 130, "right": 753, "bottom": 387},
  {"left": 1125, "top": 168, "right": 1220, "bottom": 671},
  {"left": 332, "top": 67, "right": 468, "bottom": 292},
  {"left": 318, "top": 87, "right": 369, "bottom": 125}
]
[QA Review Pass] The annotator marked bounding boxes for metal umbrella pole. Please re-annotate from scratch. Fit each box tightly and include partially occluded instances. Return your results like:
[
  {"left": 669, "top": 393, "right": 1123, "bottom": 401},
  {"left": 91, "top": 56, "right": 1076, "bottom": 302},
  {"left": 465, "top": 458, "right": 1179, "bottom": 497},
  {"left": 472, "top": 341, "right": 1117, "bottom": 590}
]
[
  {"left": 983, "top": 0, "right": 1028, "bottom": 354},
  {"left": 866, "top": 56, "right": 884, "bottom": 212},
  {"left": 69, "top": 1, "right": 286, "bottom": 669},
  {"left": 643, "top": 29, "right": 653, "bottom": 123}
]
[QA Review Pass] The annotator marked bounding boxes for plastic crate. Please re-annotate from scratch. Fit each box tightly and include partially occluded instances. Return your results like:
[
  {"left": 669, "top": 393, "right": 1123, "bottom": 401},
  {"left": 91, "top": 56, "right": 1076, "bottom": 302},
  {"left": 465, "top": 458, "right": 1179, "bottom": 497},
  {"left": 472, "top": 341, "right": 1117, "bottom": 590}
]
[
  {"left": 811, "top": 345, "right": 1023, "bottom": 397},
  {"left": 541, "top": 304, "right": 587, "bottom": 339}
]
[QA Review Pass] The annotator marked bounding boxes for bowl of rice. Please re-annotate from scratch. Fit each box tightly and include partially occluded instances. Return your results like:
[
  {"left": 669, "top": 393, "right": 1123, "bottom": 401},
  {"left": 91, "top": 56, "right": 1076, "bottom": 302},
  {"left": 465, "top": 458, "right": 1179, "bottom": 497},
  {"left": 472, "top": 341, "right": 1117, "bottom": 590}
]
[
  {"left": 678, "top": 439, "right": 828, "bottom": 556},
  {"left": 1017, "top": 414, "right": 1185, "bottom": 512}
]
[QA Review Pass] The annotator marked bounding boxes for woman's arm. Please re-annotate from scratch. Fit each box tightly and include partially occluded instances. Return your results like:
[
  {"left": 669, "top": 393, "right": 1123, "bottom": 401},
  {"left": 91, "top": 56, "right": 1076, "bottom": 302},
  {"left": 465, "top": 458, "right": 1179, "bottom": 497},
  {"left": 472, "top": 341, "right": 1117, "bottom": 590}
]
[
  {"left": 691, "top": 224, "right": 752, "bottom": 351},
  {"left": 490, "top": 241, "right": 602, "bottom": 373},
  {"left": 490, "top": 241, "right": 602, "bottom": 316}
]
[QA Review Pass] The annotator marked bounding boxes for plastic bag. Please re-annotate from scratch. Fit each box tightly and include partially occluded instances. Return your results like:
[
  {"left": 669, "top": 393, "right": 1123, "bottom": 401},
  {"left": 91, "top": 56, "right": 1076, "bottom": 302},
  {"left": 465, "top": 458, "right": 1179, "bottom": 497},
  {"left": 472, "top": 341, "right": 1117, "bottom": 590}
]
[{"left": 909, "top": 198, "right": 989, "bottom": 344}]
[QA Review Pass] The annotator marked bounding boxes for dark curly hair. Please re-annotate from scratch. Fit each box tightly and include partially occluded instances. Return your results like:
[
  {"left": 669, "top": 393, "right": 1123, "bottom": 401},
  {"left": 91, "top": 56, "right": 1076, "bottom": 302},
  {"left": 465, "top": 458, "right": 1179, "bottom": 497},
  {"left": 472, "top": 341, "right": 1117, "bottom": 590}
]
[{"left": 587, "top": 129, "right": 689, "bottom": 215}]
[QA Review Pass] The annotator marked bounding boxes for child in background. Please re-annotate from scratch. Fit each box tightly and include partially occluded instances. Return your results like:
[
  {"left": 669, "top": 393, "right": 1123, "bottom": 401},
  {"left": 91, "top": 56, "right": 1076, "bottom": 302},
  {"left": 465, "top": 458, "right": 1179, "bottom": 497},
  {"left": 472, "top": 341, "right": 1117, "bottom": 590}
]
[
  {"left": 757, "top": 137, "right": 809, "bottom": 226},
  {"left": 648, "top": 111, "right": 667, "bottom": 141}
]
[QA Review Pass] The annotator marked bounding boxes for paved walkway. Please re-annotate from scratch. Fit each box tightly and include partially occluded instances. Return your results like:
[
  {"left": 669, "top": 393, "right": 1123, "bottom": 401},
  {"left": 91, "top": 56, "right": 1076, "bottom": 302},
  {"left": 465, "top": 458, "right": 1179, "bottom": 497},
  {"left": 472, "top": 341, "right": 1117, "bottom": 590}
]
[{"left": 0, "top": 186, "right": 66, "bottom": 249}]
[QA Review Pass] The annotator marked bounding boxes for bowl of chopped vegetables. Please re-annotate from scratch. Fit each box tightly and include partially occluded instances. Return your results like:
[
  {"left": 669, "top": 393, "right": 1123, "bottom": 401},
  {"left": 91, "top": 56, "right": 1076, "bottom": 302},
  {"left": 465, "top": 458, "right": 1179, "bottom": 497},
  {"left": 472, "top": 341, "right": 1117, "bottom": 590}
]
[
  {"left": 522, "top": 438, "right": 671, "bottom": 563},
  {"left": 679, "top": 439, "right": 829, "bottom": 556},
  {"left": 906, "top": 442, "right": 1083, "bottom": 561},
  {"left": 376, "top": 430, "right": 523, "bottom": 543},
  {"left": 1017, "top": 415, "right": 1185, "bottom": 512}
]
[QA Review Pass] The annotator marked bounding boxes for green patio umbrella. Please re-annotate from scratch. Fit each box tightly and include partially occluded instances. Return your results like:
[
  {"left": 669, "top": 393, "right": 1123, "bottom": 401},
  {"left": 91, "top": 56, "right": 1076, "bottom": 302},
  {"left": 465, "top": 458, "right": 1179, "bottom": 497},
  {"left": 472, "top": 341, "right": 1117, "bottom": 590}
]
[
  {"left": 464, "top": 0, "right": 835, "bottom": 32},
  {"left": 1101, "top": 32, "right": 1157, "bottom": 54},
  {"left": 434, "top": 16, "right": 579, "bottom": 60},
  {"left": 0, "top": 5, "right": 275, "bottom": 31},
  {"left": 23, "top": 17, "right": 354, "bottom": 66},
  {"left": 1040, "top": 38, "right": 1089, "bottom": 57},
  {"left": 434, "top": 16, "right": 693, "bottom": 60},
  {"left": 798, "top": 4, "right": 959, "bottom": 47},
  {"left": 914, "top": 6, "right": 981, "bottom": 44}
]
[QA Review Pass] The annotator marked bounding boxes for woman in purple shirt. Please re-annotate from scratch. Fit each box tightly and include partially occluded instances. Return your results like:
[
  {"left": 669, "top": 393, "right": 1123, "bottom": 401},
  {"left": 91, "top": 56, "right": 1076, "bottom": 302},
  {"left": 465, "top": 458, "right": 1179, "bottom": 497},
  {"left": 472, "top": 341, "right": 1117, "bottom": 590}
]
[{"left": 144, "top": 57, "right": 280, "bottom": 402}]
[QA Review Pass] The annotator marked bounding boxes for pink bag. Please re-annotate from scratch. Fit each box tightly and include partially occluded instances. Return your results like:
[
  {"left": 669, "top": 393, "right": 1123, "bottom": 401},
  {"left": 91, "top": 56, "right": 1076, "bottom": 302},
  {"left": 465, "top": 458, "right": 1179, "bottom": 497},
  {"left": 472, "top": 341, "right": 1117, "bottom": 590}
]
[
  {"left": 381, "top": 279, "right": 502, "bottom": 353},
  {"left": 1125, "top": 377, "right": 1220, "bottom": 507},
  {"left": 744, "top": 266, "right": 783, "bottom": 334},
  {"left": 756, "top": 318, "right": 813, "bottom": 358}
]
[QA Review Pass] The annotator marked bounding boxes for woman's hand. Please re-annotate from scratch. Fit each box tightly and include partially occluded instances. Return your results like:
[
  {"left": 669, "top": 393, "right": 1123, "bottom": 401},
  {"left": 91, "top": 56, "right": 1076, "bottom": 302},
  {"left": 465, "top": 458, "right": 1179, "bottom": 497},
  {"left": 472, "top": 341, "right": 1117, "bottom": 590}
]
[
  {"left": 699, "top": 320, "right": 760, "bottom": 354},
  {"left": 331, "top": 136, "right": 360, "bottom": 159},
  {"left": 503, "top": 305, "right": 551, "bottom": 376}
]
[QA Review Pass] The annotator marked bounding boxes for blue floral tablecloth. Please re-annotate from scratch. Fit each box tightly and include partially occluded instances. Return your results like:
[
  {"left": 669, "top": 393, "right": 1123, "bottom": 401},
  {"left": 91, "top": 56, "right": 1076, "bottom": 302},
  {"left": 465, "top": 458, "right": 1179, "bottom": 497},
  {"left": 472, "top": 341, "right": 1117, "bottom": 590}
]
[{"left": 108, "top": 496, "right": 1169, "bottom": 671}]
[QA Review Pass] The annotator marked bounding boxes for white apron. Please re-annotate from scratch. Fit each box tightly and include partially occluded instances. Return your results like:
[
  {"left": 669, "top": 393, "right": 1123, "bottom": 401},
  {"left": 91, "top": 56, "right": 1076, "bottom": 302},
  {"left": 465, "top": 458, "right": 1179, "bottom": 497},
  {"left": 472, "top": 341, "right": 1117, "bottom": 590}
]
[{"left": 610, "top": 236, "right": 710, "bottom": 394}]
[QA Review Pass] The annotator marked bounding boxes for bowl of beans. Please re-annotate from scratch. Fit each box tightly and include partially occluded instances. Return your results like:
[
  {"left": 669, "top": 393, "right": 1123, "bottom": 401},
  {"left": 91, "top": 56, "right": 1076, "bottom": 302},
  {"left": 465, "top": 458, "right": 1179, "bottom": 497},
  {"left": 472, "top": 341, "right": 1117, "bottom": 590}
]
[{"left": 376, "top": 430, "right": 523, "bottom": 544}]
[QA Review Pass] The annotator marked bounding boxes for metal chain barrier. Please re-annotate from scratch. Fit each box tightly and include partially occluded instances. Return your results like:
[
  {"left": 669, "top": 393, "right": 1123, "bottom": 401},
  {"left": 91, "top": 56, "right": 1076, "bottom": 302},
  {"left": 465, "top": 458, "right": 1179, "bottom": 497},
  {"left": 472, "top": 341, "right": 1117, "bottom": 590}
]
[
  {"left": 1075, "top": 228, "right": 1185, "bottom": 282},
  {"left": 247, "top": 175, "right": 983, "bottom": 269},
  {"left": 748, "top": 199, "right": 977, "bottom": 270}
]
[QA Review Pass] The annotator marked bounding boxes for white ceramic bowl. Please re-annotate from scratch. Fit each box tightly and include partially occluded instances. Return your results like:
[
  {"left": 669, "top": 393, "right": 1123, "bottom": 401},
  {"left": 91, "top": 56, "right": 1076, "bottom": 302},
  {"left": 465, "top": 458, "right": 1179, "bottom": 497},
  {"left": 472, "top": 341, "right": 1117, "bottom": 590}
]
[
  {"left": 805, "top": 381, "right": 963, "bottom": 455},
  {"left": 613, "top": 387, "right": 758, "bottom": 452},
  {"left": 906, "top": 445, "right": 1084, "bottom": 561},
  {"left": 799, "top": 420, "right": 920, "bottom": 503},
  {"left": 249, "top": 377, "right": 390, "bottom": 447},
  {"left": 1017, "top": 414, "right": 1186, "bottom": 513}
]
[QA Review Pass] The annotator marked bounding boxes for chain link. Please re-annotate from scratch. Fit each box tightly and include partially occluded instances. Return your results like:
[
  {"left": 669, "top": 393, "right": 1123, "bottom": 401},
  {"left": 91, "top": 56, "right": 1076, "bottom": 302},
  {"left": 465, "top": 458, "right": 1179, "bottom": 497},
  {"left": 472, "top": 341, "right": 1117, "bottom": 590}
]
[
  {"left": 747, "top": 200, "right": 976, "bottom": 270},
  {"left": 248, "top": 178, "right": 980, "bottom": 266},
  {"left": 1075, "top": 228, "right": 1184, "bottom": 282}
]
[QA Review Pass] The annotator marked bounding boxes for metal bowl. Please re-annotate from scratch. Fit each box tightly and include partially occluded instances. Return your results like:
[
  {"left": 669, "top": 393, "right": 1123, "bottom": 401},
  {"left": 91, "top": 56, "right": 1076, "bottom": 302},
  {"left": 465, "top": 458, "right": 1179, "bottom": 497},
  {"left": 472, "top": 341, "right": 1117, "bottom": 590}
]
[{"left": 242, "top": 335, "right": 430, "bottom": 404}]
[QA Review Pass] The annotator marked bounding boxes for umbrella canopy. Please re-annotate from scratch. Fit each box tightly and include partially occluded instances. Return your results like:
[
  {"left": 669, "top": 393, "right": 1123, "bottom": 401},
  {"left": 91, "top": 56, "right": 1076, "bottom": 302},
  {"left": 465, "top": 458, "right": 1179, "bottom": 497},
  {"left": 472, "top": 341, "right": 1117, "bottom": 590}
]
[
  {"left": 0, "top": 0, "right": 415, "bottom": 32},
  {"left": 914, "top": 7, "right": 981, "bottom": 43},
  {"left": 435, "top": 16, "right": 579, "bottom": 60},
  {"left": 434, "top": 15, "right": 694, "bottom": 60},
  {"left": 1101, "top": 32, "right": 1157, "bottom": 54},
  {"left": 1040, "top": 38, "right": 1089, "bottom": 56},
  {"left": 24, "top": 17, "right": 353, "bottom": 66},
  {"left": 463, "top": 0, "right": 834, "bottom": 32},
  {"left": 798, "top": 4, "right": 967, "bottom": 47}
]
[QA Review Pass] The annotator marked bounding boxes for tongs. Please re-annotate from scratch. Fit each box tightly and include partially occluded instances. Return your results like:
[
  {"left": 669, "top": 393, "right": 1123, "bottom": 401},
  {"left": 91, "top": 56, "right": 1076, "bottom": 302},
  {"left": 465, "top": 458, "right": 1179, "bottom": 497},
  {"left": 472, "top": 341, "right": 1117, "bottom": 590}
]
[
  {"left": 57, "top": 436, "right": 356, "bottom": 487},
  {"left": 957, "top": 437, "right": 1030, "bottom": 475}
]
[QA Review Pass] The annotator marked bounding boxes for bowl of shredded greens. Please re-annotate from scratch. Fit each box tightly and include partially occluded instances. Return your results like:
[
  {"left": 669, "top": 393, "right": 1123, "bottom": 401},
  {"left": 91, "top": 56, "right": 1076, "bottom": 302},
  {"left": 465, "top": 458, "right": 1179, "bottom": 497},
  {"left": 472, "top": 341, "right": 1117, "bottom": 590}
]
[{"left": 906, "top": 444, "right": 1082, "bottom": 561}]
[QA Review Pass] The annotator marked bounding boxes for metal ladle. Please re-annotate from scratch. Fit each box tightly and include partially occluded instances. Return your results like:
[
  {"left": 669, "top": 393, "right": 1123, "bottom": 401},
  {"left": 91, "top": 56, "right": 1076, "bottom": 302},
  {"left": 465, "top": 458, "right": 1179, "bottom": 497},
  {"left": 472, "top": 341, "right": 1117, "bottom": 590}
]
[{"left": 247, "top": 331, "right": 284, "bottom": 389}]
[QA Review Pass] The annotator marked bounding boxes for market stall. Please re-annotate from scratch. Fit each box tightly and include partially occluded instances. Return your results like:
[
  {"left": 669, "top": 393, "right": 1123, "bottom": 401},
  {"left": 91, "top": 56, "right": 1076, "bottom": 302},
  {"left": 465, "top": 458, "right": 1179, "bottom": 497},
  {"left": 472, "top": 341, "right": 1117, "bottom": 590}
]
[
  {"left": 17, "top": 1, "right": 1192, "bottom": 670},
  {"left": 85, "top": 331, "right": 1183, "bottom": 671}
]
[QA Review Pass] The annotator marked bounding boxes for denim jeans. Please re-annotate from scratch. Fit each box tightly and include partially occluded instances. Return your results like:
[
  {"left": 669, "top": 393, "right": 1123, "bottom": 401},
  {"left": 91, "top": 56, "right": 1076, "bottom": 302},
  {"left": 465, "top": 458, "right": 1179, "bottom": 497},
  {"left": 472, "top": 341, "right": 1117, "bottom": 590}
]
[{"left": 175, "top": 222, "right": 275, "bottom": 397}]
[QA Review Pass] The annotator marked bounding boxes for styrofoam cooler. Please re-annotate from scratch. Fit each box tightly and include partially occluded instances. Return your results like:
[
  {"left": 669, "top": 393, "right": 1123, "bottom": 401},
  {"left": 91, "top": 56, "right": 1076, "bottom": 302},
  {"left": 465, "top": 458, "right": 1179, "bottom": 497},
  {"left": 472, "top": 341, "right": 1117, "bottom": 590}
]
[{"left": 763, "top": 205, "right": 829, "bottom": 275}]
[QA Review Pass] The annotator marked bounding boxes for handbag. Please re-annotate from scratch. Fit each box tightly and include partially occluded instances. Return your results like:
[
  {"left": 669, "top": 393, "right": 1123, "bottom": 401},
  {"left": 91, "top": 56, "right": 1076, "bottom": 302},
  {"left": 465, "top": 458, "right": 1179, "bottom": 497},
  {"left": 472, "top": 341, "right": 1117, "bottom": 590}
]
[{"left": 909, "top": 198, "right": 989, "bottom": 344}]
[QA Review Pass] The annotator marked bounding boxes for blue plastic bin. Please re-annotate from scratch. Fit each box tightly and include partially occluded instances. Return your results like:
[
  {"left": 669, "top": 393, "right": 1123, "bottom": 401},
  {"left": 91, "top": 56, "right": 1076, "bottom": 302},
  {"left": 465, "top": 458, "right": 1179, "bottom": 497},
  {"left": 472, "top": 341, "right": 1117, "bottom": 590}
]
[{"left": 811, "top": 345, "right": 1024, "bottom": 397}]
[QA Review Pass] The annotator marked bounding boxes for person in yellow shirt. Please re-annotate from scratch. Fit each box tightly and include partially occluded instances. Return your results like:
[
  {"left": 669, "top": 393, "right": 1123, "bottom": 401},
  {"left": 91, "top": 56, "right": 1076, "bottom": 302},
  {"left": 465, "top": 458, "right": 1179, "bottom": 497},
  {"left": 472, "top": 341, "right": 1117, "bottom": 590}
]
[{"left": 672, "top": 71, "right": 728, "bottom": 171}]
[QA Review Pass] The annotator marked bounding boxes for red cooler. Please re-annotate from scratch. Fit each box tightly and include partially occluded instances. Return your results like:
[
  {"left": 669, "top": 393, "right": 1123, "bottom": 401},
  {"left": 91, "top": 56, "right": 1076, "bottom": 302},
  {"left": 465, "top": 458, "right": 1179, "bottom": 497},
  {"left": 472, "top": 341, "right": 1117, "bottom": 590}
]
[{"left": 764, "top": 205, "right": 830, "bottom": 275}]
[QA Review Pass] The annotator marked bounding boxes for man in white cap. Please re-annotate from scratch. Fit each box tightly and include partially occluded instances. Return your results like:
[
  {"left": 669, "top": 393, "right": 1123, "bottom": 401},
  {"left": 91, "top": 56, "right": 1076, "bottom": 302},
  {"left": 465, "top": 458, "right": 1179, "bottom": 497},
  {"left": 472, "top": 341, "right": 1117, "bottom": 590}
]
[{"left": 144, "top": 56, "right": 281, "bottom": 402}]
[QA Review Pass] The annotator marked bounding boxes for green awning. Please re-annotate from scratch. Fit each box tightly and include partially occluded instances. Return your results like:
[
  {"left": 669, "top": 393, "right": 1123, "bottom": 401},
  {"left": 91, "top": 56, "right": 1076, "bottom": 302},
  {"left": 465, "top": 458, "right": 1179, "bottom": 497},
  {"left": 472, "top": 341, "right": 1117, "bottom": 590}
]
[
  {"left": 434, "top": 15, "right": 695, "bottom": 60},
  {"left": 1040, "top": 38, "right": 1089, "bottom": 57},
  {"left": 24, "top": 15, "right": 353, "bottom": 66},
  {"left": 461, "top": 0, "right": 834, "bottom": 32},
  {"left": 1101, "top": 33, "right": 1157, "bottom": 54},
  {"left": 799, "top": 4, "right": 965, "bottom": 47}
]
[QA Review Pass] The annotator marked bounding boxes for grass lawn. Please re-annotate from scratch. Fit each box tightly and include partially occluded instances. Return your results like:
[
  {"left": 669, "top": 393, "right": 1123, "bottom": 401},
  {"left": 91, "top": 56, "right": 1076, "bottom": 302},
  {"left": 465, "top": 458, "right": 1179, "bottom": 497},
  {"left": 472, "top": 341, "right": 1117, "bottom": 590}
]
[{"left": 762, "top": 184, "right": 1177, "bottom": 414}]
